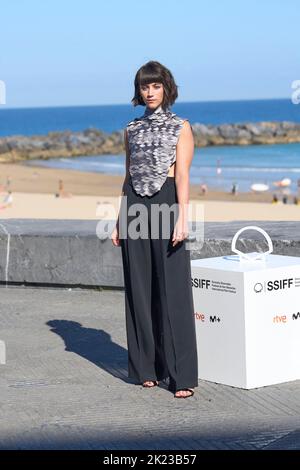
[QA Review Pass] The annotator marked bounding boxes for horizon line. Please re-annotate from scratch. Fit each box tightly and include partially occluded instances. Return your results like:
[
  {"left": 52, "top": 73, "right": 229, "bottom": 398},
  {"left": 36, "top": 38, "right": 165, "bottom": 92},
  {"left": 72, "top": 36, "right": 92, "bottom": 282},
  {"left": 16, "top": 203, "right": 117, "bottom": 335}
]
[{"left": 0, "top": 97, "right": 291, "bottom": 111}]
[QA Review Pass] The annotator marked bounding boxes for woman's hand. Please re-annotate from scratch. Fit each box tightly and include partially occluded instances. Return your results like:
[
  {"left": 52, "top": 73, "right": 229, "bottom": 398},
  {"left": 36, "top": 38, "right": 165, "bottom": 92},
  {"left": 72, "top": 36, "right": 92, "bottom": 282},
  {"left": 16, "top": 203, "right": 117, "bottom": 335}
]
[
  {"left": 172, "top": 216, "right": 189, "bottom": 247},
  {"left": 111, "top": 224, "right": 120, "bottom": 247}
]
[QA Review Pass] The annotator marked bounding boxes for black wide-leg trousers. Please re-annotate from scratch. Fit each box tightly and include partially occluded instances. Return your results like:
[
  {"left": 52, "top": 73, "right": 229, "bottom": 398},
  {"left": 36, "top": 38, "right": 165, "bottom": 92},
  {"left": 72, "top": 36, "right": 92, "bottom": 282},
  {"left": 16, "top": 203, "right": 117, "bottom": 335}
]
[{"left": 119, "top": 176, "right": 198, "bottom": 392}]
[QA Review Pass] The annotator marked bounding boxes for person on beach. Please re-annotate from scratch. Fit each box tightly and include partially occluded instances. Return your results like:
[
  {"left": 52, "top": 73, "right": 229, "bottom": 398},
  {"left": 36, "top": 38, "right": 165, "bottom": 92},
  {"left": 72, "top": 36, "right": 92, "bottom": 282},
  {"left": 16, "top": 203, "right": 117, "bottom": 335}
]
[
  {"left": 0, "top": 190, "right": 13, "bottom": 209},
  {"left": 55, "top": 179, "right": 73, "bottom": 198},
  {"left": 5, "top": 175, "right": 12, "bottom": 191},
  {"left": 231, "top": 182, "right": 238, "bottom": 195},
  {"left": 111, "top": 60, "right": 198, "bottom": 399},
  {"left": 0, "top": 175, "right": 12, "bottom": 193},
  {"left": 282, "top": 195, "right": 288, "bottom": 204},
  {"left": 200, "top": 183, "right": 208, "bottom": 195}
]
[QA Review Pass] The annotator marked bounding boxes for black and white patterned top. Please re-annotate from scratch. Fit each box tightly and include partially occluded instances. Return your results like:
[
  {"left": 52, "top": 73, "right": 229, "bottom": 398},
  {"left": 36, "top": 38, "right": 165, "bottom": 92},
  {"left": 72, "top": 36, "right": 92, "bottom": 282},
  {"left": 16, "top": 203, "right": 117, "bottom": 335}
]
[{"left": 126, "top": 104, "right": 188, "bottom": 196}]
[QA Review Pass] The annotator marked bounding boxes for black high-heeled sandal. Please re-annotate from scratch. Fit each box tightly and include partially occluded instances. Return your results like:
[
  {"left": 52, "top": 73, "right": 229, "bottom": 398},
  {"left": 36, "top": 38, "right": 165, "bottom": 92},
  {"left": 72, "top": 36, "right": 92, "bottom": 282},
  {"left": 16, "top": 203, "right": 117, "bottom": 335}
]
[
  {"left": 174, "top": 388, "right": 194, "bottom": 398},
  {"left": 142, "top": 380, "right": 159, "bottom": 388}
]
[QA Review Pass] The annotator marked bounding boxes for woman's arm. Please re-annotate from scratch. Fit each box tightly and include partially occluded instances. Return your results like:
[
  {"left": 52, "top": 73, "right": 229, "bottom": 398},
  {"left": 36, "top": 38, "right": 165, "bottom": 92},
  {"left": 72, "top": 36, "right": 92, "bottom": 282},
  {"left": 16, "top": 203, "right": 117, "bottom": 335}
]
[
  {"left": 121, "top": 128, "right": 130, "bottom": 195},
  {"left": 172, "top": 120, "right": 194, "bottom": 247},
  {"left": 112, "top": 128, "right": 130, "bottom": 246}
]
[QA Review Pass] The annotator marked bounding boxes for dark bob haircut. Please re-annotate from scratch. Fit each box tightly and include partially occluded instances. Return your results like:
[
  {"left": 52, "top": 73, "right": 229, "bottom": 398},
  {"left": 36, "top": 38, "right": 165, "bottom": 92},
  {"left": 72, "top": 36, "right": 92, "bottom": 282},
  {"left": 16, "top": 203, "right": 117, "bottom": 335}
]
[{"left": 131, "top": 60, "right": 178, "bottom": 110}]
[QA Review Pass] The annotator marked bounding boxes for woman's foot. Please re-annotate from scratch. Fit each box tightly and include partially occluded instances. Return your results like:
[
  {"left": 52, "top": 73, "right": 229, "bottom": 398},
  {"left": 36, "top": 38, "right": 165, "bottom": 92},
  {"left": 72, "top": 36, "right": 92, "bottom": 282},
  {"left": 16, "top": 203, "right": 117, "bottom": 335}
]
[
  {"left": 174, "top": 388, "right": 194, "bottom": 398},
  {"left": 142, "top": 380, "right": 159, "bottom": 388}
]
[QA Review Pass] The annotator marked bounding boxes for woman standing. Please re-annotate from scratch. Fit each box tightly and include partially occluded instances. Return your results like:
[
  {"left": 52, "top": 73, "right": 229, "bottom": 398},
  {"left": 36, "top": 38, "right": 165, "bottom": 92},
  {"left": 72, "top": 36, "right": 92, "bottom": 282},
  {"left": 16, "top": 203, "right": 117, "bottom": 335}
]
[{"left": 111, "top": 61, "right": 198, "bottom": 398}]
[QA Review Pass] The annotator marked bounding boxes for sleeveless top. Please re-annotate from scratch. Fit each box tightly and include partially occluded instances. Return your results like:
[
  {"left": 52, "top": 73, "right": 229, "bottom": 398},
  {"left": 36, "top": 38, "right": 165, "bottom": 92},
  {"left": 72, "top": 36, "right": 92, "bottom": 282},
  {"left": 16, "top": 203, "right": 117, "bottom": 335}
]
[{"left": 126, "top": 104, "right": 188, "bottom": 196}]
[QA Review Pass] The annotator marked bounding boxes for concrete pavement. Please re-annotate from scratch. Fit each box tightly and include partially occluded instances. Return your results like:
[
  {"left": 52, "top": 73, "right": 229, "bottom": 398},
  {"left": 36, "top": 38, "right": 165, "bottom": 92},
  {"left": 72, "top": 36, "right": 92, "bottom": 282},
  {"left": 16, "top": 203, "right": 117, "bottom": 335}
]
[{"left": 0, "top": 285, "right": 299, "bottom": 450}]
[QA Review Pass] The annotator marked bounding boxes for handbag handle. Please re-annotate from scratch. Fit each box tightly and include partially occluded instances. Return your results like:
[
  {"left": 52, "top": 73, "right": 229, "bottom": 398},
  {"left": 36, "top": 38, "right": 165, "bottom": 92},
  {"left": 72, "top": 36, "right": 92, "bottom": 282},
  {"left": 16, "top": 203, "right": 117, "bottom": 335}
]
[{"left": 231, "top": 225, "right": 273, "bottom": 262}]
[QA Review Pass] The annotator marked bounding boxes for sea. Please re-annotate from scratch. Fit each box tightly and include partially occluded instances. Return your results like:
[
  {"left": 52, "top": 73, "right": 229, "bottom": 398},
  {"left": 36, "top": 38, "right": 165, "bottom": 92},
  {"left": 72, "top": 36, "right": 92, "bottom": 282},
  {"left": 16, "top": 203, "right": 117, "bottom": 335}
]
[{"left": 1, "top": 98, "right": 300, "bottom": 193}]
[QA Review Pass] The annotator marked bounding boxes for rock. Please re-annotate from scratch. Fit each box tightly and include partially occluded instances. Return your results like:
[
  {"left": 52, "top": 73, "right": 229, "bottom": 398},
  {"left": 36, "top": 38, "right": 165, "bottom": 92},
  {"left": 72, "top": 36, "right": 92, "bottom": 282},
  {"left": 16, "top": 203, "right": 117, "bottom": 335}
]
[{"left": 0, "top": 121, "right": 299, "bottom": 163}]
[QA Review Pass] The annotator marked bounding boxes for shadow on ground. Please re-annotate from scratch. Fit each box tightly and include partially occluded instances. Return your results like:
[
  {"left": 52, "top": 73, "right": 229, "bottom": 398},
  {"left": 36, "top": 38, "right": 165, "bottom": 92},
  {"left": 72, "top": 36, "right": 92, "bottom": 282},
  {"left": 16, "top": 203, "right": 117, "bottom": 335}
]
[{"left": 46, "top": 319, "right": 133, "bottom": 383}]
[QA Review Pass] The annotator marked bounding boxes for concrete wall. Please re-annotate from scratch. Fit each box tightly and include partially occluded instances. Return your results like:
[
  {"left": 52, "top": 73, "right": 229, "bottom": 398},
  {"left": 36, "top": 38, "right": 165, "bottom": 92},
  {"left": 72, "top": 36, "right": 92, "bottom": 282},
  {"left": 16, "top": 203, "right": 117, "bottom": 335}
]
[{"left": 0, "top": 219, "right": 300, "bottom": 288}]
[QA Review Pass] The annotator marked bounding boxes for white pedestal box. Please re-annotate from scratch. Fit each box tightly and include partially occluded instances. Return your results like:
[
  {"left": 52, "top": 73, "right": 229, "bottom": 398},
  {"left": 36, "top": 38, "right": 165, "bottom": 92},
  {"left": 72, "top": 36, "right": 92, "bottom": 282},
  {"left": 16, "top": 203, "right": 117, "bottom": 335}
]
[{"left": 191, "top": 226, "right": 300, "bottom": 389}]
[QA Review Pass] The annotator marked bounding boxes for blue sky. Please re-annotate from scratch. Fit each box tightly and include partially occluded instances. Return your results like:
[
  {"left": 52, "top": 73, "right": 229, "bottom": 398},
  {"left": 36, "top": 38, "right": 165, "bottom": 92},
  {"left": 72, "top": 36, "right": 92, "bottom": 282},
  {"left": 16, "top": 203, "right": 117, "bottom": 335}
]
[{"left": 1, "top": 0, "right": 299, "bottom": 108}]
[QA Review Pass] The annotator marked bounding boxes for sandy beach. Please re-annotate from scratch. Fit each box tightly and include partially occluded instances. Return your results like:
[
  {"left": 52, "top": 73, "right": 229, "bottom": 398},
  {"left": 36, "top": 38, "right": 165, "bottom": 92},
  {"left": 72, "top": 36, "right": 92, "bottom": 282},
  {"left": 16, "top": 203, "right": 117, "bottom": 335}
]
[{"left": 0, "top": 162, "right": 299, "bottom": 221}]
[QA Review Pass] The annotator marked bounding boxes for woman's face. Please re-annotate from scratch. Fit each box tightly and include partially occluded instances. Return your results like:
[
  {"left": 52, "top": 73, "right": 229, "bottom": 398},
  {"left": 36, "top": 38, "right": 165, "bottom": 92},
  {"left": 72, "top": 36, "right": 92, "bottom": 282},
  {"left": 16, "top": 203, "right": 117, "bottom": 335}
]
[{"left": 139, "top": 82, "right": 164, "bottom": 109}]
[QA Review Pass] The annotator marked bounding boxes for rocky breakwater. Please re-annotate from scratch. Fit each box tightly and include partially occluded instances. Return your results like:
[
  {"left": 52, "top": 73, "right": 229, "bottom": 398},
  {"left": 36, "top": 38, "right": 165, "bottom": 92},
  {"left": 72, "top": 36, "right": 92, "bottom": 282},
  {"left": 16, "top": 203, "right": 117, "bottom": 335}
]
[
  {"left": 192, "top": 121, "right": 300, "bottom": 147},
  {"left": 0, "top": 121, "right": 300, "bottom": 163},
  {"left": 0, "top": 128, "right": 124, "bottom": 163}
]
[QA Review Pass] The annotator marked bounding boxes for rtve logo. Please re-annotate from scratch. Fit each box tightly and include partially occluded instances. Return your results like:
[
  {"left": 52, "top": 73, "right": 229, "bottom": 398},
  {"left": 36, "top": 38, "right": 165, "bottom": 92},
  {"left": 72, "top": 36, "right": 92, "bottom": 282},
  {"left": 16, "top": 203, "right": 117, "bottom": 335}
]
[
  {"left": 191, "top": 278, "right": 210, "bottom": 289},
  {"left": 194, "top": 312, "right": 205, "bottom": 321},
  {"left": 273, "top": 311, "right": 300, "bottom": 323},
  {"left": 273, "top": 315, "right": 287, "bottom": 324},
  {"left": 194, "top": 312, "right": 221, "bottom": 323},
  {"left": 254, "top": 277, "right": 299, "bottom": 293}
]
